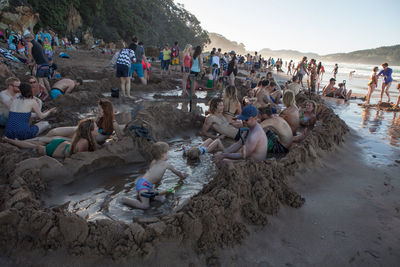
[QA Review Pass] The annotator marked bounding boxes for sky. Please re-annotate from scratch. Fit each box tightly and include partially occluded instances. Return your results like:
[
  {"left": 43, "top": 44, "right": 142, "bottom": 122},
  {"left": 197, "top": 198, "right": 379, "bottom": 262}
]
[{"left": 174, "top": 0, "right": 400, "bottom": 55}]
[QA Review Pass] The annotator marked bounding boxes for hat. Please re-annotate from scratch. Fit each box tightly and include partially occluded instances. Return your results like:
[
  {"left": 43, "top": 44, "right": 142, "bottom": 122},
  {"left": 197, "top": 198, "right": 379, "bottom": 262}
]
[
  {"left": 24, "top": 33, "right": 33, "bottom": 39},
  {"left": 230, "top": 50, "right": 236, "bottom": 55},
  {"left": 237, "top": 105, "right": 258, "bottom": 121}
]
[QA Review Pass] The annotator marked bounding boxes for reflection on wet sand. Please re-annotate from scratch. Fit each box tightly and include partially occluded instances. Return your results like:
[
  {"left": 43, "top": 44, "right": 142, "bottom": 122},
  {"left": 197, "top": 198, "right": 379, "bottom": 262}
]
[
  {"left": 361, "top": 107, "right": 383, "bottom": 133},
  {"left": 388, "top": 112, "right": 400, "bottom": 147}
]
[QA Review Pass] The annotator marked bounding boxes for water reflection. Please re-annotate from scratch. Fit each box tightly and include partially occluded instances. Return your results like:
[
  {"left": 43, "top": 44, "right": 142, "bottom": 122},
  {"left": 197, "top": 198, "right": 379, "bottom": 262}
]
[{"left": 388, "top": 112, "right": 400, "bottom": 147}]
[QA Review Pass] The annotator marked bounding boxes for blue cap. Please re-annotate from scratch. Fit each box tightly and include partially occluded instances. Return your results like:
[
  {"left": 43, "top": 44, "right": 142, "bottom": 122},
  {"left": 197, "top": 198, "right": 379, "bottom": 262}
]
[{"left": 237, "top": 105, "right": 258, "bottom": 121}]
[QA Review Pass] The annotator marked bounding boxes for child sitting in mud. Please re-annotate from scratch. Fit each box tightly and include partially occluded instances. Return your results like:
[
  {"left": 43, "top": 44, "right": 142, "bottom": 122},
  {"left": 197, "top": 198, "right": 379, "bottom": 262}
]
[
  {"left": 183, "top": 136, "right": 225, "bottom": 161},
  {"left": 121, "top": 142, "right": 188, "bottom": 210}
]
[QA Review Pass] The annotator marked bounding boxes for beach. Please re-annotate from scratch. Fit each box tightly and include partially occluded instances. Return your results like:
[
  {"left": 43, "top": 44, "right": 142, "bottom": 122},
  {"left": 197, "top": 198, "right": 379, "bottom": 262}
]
[{"left": 0, "top": 48, "right": 399, "bottom": 266}]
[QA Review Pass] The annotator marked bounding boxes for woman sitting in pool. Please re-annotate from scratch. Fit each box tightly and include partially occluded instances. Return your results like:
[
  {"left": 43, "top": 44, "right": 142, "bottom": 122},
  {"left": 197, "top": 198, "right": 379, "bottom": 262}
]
[
  {"left": 202, "top": 97, "right": 241, "bottom": 139},
  {"left": 299, "top": 100, "right": 317, "bottom": 128},
  {"left": 2, "top": 118, "right": 98, "bottom": 158},
  {"left": 280, "top": 90, "right": 299, "bottom": 135},
  {"left": 223, "top": 85, "right": 242, "bottom": 123},
  {"left": 45, "top": 98, "right": 123, "bottom": 144}
]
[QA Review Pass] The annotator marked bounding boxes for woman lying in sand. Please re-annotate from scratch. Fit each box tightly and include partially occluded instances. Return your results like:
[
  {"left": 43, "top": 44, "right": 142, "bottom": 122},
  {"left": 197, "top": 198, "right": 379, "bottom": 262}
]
[
  {"left": 280, "top": 91, "right": 299, "bottom": 135},
  {"left": 182, "top": 136, "right": 225, "bottom": 161},
  {"left": 3, "top": 118, "right": 98, "bottom": 158},
  {"left": 299, "top": 100, "right": 317, "bottom": 128},
  {"left": 45, "top": 98, "right": 123, "bottom": 144},
  {"left": 202, "top": 98, "right": 240, "bottom": 139},
  {"left": 223, "top": 86, "right": 242, "bottom": 122}
]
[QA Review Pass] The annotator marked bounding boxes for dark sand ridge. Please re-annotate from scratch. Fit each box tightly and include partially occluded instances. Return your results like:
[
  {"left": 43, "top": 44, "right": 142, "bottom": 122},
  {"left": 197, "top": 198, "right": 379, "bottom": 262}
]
[{"left": 0, "top": 88, "right": 348, "bottom": 265}]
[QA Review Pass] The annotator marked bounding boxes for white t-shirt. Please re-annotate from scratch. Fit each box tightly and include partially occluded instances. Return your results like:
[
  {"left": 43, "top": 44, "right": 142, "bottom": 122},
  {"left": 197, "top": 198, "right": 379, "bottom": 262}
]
[
  {"left": 211, "top": 56, "right": 220, "bottom": 68},
  {"left": 0, "top": 90, "right": 20, "bottom": 109}
]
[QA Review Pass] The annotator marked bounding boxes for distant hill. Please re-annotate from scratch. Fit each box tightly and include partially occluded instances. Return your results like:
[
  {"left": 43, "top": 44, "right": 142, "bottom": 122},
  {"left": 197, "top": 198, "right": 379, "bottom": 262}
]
[
  {"left": 321, "top": 45, "right": 400, "bottom": 65},
  {"left": 205, "top": 32, "right": 246, "bottom": 55},
  {"left": 259, "top": 48, "right": 318, "bottom": 61}
]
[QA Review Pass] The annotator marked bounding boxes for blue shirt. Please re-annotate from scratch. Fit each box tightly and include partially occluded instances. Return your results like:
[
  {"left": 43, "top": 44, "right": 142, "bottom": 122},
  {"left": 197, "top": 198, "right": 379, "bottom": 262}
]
[{"left": 378, "top": 68, "right": 393, "bottom": 84}]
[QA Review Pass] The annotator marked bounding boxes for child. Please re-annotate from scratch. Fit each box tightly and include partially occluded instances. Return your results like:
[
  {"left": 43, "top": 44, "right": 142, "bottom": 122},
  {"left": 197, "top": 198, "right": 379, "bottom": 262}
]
[
  {"left": 212, "top": 63, "right": 219, "bottom": 89},
  {"left": 395, "top": 83, "right": 400, "bottom": 108},
  {"left": 121, "top": 142, "right": 187, "bottom": 209},
  {"left": 206, "top": 67, "right": 214, "bottom": 89},
  {"left": 43, "top": 37, "right": 53, "bottom": 60},
  {"left": 336, "top": 82, "right": 352, "bottom": 101},
  {"left": 183, "top": 136, "right": 225, "bottom": 161}
]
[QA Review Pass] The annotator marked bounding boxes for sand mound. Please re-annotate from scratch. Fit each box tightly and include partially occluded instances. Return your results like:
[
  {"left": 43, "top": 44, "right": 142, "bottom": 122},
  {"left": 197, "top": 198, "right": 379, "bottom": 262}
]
[{"left": 0, "top": 96, "right": 348, "bottom": 262}]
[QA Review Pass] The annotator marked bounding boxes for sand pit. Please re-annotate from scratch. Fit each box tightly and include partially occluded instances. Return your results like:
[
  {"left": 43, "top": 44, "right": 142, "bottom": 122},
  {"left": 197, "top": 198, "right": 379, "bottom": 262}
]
[{"left": 0, "top": 90, "right": 349, "bottom": 262}]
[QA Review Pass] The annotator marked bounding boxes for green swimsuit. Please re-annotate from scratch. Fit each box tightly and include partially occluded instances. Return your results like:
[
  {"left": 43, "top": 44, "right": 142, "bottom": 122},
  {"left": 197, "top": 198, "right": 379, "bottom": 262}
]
[{"left": 45, "top": 139, "right": 71, "bottom": 158}]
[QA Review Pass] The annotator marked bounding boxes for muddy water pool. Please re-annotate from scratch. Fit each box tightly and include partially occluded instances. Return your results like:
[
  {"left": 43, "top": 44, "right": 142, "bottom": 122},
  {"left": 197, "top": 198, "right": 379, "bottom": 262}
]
[{"left": 43, "top": 136, "right": 217, "bottom": 223}]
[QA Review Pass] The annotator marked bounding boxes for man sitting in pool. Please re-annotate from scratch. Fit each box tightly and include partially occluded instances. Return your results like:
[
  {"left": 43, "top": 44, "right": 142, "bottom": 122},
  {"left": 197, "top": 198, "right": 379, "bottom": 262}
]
[
  {"left": 121, "top": 142, "right": 188, "bottom": 210},
  {"left": 50, "top": 78, "right": 83, "bottom": 100},
  {"left": 213, "top": 105, "right": 268, "bottom": 164}
]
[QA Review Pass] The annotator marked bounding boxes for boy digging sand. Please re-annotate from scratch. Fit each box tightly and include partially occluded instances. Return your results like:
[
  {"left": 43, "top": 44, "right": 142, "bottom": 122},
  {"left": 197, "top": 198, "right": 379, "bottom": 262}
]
[{"left": 121, "top": 142, "right": 187, "bottom": 209}]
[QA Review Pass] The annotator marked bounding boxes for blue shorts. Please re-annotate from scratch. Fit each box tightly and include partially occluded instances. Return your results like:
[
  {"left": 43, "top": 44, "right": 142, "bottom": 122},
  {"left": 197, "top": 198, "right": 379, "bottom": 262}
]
[
  {"left": 116, "top": 63, "right": 130, "bottom": 78},
  {"left": 161, "top": 59, "right": 170, "bottom": 71},
  {"left": 136, "top": 177, "right": 153, "bottom": 193},
  {"left": 36, "top": 64, "right": 50, "bottom": 78},
  {"left": 50, "top": 88, "right": 63, "bottom": 99},
  {"left": 131, "top": 63, "right": 144, "bottom": 78},
  {"left": 298, "top": 73, "right": 304, "bottom": 81}
]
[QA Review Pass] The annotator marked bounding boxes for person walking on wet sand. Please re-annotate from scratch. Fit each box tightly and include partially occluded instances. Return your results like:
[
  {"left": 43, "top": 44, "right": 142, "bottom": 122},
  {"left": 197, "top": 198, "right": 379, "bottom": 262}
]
[
  {"left": 365, "top": 66, "right": 379, "bottom": 104},
  {"left": 121, "top": 142, "right": 188, "bottom": 209},
  {"left": 213, "top": 105, "right": 268, "bottom": 164},
  {"left": 333, "top": 63, "right": 338, "bottom": 79},
  {"left": 378, "top": 62, "right": 393, "bottom": 103},
  {"left": 116, "top": 44, "right": 136, "bottom": 98},
  {"left": 49, "top": 78, "right": 82, "bottom": 100}
]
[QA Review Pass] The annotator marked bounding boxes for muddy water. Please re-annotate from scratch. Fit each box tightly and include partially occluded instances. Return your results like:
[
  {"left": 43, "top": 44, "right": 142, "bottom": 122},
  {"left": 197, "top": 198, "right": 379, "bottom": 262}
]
[{"left": 43, "top": 136, "right": 216, "bottom": 224}]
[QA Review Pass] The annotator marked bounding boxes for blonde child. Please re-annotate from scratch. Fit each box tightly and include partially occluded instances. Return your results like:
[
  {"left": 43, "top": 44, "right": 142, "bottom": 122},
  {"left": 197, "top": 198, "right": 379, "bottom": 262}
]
[
  {"left": 183, "top": 136, "right": 225, "bottom": 161},
  {"left": 121, "top": 142, "right": 187, "bottom": 209}
]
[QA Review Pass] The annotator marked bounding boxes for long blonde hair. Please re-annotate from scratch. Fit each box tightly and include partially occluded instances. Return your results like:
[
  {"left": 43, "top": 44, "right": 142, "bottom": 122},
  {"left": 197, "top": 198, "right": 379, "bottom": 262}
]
[
  {"left": 71, "top": 118, "right": 97, "bottom": 153},
  {"left": 283, "top": 90, "right": 296, "bottom": 108},
  {"left": 183, "top": 44, "right": 192, "bottom": 55}
]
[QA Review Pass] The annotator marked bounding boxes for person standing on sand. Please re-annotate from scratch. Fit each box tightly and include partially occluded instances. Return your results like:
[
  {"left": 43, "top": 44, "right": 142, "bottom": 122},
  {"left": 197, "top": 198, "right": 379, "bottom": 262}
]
[
  {"left": 161, "top": 44, "right": 171, "bottom": 76},
  {"left": 297, "top": 57, "right": 308, "bottom": 88},
  {"left": 213, "top": 105, "right": 268, "bottom": 164},
  {"left": 378, "top": 62, "right": 393, "bottom": 103},
  {"left": 129, "top": 37, "right": 148, "bottom": 85},
  {"left": 171, "top": 41, "right": 180, "bottom": 72},
  {"left": 24, "top": 33, "right": 51, "bottom": 94},
  {"left": 365, "top": 66, "right": 379, "bottom": 104},
  {"left": 181, "top": 44, "right": 192, "bottom": 97},
  {"left": 333, "top": 63, "right": 338, "bottom": 79},
  {"left": 116, "top": 44, "right": 136, "bottom": 98},
  {"left": 49, "top": 78, "right": 82, "bottom": 100}
]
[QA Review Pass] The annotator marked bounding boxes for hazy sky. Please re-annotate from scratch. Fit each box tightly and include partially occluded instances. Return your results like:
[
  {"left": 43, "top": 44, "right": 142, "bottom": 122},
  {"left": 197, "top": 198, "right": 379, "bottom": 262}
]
[{"left": 175, "top": 0, "right": 400, "bottom": 55}]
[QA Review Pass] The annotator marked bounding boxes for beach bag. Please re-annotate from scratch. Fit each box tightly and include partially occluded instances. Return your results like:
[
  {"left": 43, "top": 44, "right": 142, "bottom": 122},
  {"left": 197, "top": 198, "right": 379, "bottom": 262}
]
[{"left": 111, "top": 87, "right": 119, "bottom": 98}]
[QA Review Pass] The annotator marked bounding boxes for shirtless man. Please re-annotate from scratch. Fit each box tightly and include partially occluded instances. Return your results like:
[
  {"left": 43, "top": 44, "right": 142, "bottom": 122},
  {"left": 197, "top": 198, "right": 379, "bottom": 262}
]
[
  {"left": 214, "top": 105, "right": 268, "bottom": 164},
  {"left": 259, "top": 105, "right": 295, "bottom": 154},
  {"left": 322, "top": 78, "right": 338, "bottom": 97},
  {"left": 50, "top": 78, "right": 82, "bottom": 100},
  {"left": 254, "top": 79, "right": 271, "bottom": 107}
]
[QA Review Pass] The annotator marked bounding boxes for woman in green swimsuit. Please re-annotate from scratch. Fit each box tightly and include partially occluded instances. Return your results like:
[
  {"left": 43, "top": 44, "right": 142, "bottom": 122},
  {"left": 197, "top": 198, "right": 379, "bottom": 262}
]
[{"left": 2, "top": 118, "right": 98, "bottom": 158}]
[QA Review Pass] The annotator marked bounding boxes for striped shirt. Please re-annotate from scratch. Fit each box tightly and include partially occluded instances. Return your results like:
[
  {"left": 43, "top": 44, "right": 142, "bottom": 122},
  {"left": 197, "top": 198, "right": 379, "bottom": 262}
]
[{"left": 116, "top": 48, "right": 136, "bottom": 66}]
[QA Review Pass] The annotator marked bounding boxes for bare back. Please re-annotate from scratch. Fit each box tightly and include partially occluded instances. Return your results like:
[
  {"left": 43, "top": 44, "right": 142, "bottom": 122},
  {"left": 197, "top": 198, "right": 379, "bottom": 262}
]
[
  {"left": 52, "top": 78, "right": 74, "bottom": 92},
  {"left": 142, "top": 159, "right": 170, "bottom": 185},
  {"left": 260, "top": 116, "right": 293, "bottom": 148},
  {"left": 280, "top": 105, "right": 299, "bottom": 135}
]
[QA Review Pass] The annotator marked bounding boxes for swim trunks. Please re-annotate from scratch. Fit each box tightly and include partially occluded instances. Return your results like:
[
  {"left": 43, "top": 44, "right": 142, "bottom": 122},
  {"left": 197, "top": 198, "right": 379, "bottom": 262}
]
[
  {"left": 131, "top": 62, "right": 144, "bottom": 78},
  {"left": 171, "top": 58, "right": 179, "bottom": 65},
  {"left": 266, "top": 130, "right": 288, "bottom": 154},
  {"left": 45, "top": 139, "right": 70, "bottom": 157},
  {"left": 116, "top": 63, "right": 130, "bottom": 78},
  {"left": 50, "top": 88, "right": 63, "bottom": 99},
  {"left": 136, "top": 177, "right": 153, "bottom": 193}
]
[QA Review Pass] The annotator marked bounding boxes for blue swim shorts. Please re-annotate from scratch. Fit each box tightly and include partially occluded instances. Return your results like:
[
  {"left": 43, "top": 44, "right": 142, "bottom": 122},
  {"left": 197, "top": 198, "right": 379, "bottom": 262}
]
[
  {"left": 50, "top": 88, "right": 63, "bottom": 99},
  {"left": 136, "top": 177, "right": 153, "bottom": 193},
  {"left": 131, "top": 63, "right": 144, "bottom": 78}
]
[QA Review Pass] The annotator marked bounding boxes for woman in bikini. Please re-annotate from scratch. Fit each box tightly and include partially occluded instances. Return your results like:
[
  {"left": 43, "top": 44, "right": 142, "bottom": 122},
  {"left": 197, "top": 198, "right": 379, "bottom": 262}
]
[
  {"left": 223, "top": 85, "right": 242, "bottom": 123},
  {"left": 45, "top": 98, "right": 123, "bottom": 144},
  {"left": 299, "top": 100, "right": 317, "bottom": 128},
  {"left": 202, "top": 97, "right": 239, "bottom": 139},
  {"left": 2, "top": 118, "right": 98, "bottom": 158},
  {"left": 365, "top": 66, "right": 379, "bottom": 104}
]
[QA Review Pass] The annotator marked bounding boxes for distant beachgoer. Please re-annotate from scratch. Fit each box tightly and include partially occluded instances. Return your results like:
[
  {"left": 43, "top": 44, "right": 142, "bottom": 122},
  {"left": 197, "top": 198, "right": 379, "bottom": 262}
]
[
  {"left": 349, "top": 70, "right": 356, "bottom": 78},
  {"left": 322, "top": 78, "right": 338, "bottom": 97},
  {"left": 2, "top": 118, "right": 98, "bottom": 158},
  {"left": 161, "top": 44, "right": 171, "bottom": 75},
  {"left": 297, "top": 57, "right": 308, "bottom": 88},
  {"left": 309, "top": 59, "right": 318, "bottom": 93},
  {"left": 287, "top": 60, "right": 293, "bottom": 75},
  {"left": 49, "top": 78, "right": 82, "bottom": 100},
  {"left": 333, "top": 64, "right": 338, "bottom": 79},
  {"left": 116, "top": 45, "right": 136, "bottom": 98},
  {"left": 182, "top": 136, "right": 225, "bottom": 161},
  {"left": 365, "top": 67, "right": 379, "bottom": 104},
  {"left": 202, "top": 98, "right": 239, "bottom": 139},
  {"left": 5, "top": 83, "right": 56, "bottom": 140},
  {"left": 45, "top": 98, "right": 123, "bottom": 144},
  {"left": 223, "top": 85, "right": 242, "bottom": 122},
  {"left": 171, "top": 41, "right": 180, "bottom": 72},
  {"left": 378, "top": 63, "right": 393, "bottom": 103},
  {"left": 121, "top": 142, "right": 188, "bottom": 209},
  {"left": 227, "top": 51, "right": 238, "bottom": 86},
  {"left": 213, "top": 105, "right": 268, "bottom": 163},
  {"left": 280, "top": 91, "right": 299, "bottom": 135},
  {"left": 129, "top": 37, "right": 148, "bottom": 85},
  {"left": 190, "top": 46, "right": 203, "bottom": 91},
  {"left": 317, "top": 62, "right": 325, "bottom": 93},
  {"left": 299, "top": 100, "right": 317, "bottom": 128},
  {"left": 181, "top": 44, "right": 192, "bottom": 96}
]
